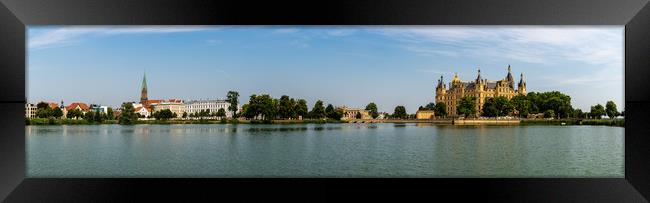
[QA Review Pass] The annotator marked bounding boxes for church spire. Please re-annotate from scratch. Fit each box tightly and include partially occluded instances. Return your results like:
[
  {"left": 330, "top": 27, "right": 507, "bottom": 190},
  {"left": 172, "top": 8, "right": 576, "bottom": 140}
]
[{"left": 140, "top": 71, "right": 148, "bottom": 104}]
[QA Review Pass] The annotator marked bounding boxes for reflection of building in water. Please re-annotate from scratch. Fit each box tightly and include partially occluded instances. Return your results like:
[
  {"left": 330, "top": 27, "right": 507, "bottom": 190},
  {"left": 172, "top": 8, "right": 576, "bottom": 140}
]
[{"left": 435, "top": 65, "right": 527, "bottom": 117}]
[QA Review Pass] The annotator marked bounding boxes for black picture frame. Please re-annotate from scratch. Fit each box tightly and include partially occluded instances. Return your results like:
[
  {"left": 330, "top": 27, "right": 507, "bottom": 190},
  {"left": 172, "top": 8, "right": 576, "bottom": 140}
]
[{"left": 1, "top": 0, "right": 650, "bottom": 201}]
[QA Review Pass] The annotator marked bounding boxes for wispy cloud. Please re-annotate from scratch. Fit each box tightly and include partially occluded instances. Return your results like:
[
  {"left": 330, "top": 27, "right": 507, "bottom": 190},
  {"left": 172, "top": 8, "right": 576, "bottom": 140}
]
[
  {"left": 29, "top": 26, "right": 209, "bottom": 50},
  {"left": 372, "top": 26, "right": 623, "bottom": 66}
]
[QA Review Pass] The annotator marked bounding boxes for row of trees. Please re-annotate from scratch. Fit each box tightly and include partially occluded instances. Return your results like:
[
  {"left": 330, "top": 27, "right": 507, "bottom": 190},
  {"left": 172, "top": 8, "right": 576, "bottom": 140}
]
[
  {"left": 240, "top": 94, "right": 340, "bottom": 121},
  {"left": 446, "top": 91, "right": 621, "bottom": 119}
]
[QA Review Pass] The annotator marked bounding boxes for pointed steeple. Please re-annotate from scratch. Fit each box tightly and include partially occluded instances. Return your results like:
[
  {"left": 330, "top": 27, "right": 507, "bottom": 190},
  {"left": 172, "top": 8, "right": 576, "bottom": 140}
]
[
  {"left": 506, "top": 65, "right": 514, "bottom": 88},
  {"left": 518, "top": 73, "right": 526, "bottom": 87},
  {"left": 476, "top": 68, "right": 483, "bottom": 83},
  {"left": 140, "top": 71, "right": 148, "bottom": 104},
  {"left": 142, "top": 71, "right": 148, "bottom": 91}
]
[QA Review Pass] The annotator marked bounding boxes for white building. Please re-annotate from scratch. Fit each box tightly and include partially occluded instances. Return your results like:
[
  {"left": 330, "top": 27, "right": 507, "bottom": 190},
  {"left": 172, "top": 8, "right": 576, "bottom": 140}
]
[
  {"left": 89, "top": 104, "right": 109, "bottom": 114},
  {"left": 135, "top": 106, "right": 152, "bottom": 118},
  {"left": 25, "top": 103, "right": 37, "bottom": 118},
  {"left": 184, "top": 99, "right": 236, "bottom": 118}
]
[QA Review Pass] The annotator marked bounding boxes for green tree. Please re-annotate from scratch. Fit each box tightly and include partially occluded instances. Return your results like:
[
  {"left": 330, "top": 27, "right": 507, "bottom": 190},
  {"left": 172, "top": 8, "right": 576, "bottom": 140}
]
[
  {"left": 392, "top": 106, "right": 407, "bottom": 119},
  {"left": 590, "top": 104, "right": 606, "bottom": 119},
  {"left": 107, "top": 107, "right": 114, "bottom": 120},
  {"left": 544, "top": 109, "right": 555, "bottom": 118},
  {"left": 119, "top": 103, "right": 138, "bottom": 125},
  {"left": 154, "top": 109, "right": 174, "bottom": 120},
  {"left": 572, "top": 108, "right": 584, "bottom": 119},
  {"left": 325, "top": 104, "right": 335, "bottom": 119},
  {"left": 36, "top": 102, "right": 49, "bottom": 110},
  {"left": 605, "top": 101, "right": 618, "bottom": 119},
  {"left": 182, "top": 112, "right": 187, "bottom": 118},
  {"left": 511, "top": 95, "right": 531, "bottom": 118},
  {"left": 94, "top": 111, "right": 105, "bottom": 123},
  {"left": 295, "top": 99, "right": 308, "bottom": 119},
  {"left": 216, "top": 108, "right": 226, "bottom": 119},
  {"left": 52, "top": 108, "right": 63, "bottom": 118},
  {"left": 434, "top": 102, "right": 447, "bottom": 118},
  {"left": 36, "top": 108, "right": 52, "bottom": 118},
  {"left": 355, "top": 112, "right": 362, "bottom": 119},
  {"left": 226, "top": 91, "right": 240, "bottom": 117},
  {"left": 278, "top": 95, "right": 294, "bottom": 119},
  {"left": 457, "top": 96, "right": 477, "bottom": 118},
  {"left": 66, "top": 109, "right": 82, "bottom": 119},
  {"left": 482, "top": 98, "right": 499, "bottom": 117},
  {"left": 365, "top": 102, "right": 379, "bottom": 119},
  {"left": 310, "top": 100, "right": 326, "bottom": 119}
]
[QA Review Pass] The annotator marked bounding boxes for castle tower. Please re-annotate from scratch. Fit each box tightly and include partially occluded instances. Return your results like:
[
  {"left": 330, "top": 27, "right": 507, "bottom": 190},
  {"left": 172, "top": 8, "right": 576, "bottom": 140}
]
[
  {"left": 436, "top": 75, "right": 446, "bottom": 103},
  {"left": 506, "top": 64, "right": 514, "bottom": 88},
  {"left": 518, "top": 73, "right": 527, "bottom": 95},
  {"left": 140, "top": 72, "right": 148, "bottom": 104}
]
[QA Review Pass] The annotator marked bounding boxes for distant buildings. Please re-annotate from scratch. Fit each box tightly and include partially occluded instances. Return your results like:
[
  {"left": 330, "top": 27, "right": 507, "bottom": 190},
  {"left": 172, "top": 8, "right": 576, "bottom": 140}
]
[
  {"left": 90, "top": 104, "right": 109, "bottom": 114},
  {"left": 339, "top": 106, "right": 372, "bottom": 120},
  {"left": 25, "top": 103, "right": 36, "bottom": 118},
  {"left": 416, "top": 110, "right": 435, "bottom": 119},
  {"left": 66, "top": 102, "right": 90, "bottom": 112},
  {"left": 135, "top": 106, "right": 153, "bottom": 118},
  {"left": 184, "top": 99, "right": 235, "bottom": 118},
  {"left": 152, "top": 99, "right": 185, "bottom": 118}
]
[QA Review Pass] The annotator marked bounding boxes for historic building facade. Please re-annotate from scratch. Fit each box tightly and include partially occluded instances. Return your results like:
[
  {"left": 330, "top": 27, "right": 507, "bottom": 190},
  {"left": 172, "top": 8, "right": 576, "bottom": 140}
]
[
  {"left": 435, "top": 65, "right": 526, "bottom": 117},
  {"left": 184, "top": 99, "right": 235, "bottom": 118}
]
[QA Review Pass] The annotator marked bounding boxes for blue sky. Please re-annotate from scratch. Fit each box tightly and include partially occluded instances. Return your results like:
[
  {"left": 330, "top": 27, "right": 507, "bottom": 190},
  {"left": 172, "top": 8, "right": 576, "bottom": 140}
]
[{"left": 27, "top": 26, "right": 624, "bottom": 113}]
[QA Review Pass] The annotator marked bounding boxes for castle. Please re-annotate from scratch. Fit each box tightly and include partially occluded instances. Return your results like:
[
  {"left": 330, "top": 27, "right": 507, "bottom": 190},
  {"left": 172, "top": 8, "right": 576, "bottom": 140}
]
[{"left": 435, "top": 65, "right": 526, "bottom": 117}]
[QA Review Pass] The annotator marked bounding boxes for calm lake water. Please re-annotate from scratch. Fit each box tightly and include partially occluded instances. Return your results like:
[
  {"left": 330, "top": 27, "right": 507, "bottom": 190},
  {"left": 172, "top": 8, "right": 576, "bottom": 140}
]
[{"left": 27, "top": 124, "right": 624, "bottom": 177}]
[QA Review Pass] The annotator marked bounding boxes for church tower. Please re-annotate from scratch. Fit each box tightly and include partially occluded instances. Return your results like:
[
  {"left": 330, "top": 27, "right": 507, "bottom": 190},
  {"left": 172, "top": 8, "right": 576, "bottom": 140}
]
[
  {"left": 140, "top": 72, "right": 148, "bottom": 104},
  {"left": 518, "top": 73, "right": 527, "bottom": 95}
]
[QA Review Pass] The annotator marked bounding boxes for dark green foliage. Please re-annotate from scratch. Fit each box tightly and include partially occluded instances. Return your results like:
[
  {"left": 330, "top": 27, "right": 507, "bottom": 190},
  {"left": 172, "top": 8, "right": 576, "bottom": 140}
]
[
  {"left": 66, "top": 109, "right": 82, "bottom": 119},
  {"left": 278, "top": 95, "right": 297, "bottom": 119},
  {"left": 605, "top": 101, "right": 618, "bottom": 119},
  {"left": 36, "top": 102, "right": 49, "bottom": 110},
  {"left": 309, "top": 100, "right": 326, "bottom": 119},
  {"left": 227, "top": 91, "right": 240, "bottom": 117},
  {"left": 365, "top": 102, "right": 379, "bottom": 119},
  {"left": 153, "top": 109, "right": 175, "bottom": 120},
  {"left": 457, "top": 96, "right": 477, "bottom": 118},
  {"left": 434, "top": 102, "right": 447, "bottom": 118},
  {"left": 481, "top": 96, "right": 513, "bottom": 117},
  {"left": 544, "top": 109, "right": 555, "bottom": 118},
  {"left": 510, "top": 95, "right": 531, "bottom": 117},
  {"left": 295, "top": 99, "right": 308, "bottom": 119},
  {"left": 119, "top": 103, "right": 138, "bottom": 125},
  {"left": 590, "top": 104, "right": 606, "bottom": 119},
  {"left": 52, "top": 108, "right": 64, "bottom": 118},
  {"left": 392, "top": 106, "right": 407, "bottom": 119}
]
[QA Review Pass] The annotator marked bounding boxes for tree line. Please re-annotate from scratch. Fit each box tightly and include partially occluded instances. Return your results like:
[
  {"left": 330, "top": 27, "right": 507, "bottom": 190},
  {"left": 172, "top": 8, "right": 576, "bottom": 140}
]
[{"left": 439, "top": 91, "right": 621, "bottom": 119}]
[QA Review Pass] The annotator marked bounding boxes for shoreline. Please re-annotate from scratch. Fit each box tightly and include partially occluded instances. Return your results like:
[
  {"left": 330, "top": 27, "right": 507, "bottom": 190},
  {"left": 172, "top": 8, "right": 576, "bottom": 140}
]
[{"left": 25, "top": 118, "right": 625, "bottom": 127}]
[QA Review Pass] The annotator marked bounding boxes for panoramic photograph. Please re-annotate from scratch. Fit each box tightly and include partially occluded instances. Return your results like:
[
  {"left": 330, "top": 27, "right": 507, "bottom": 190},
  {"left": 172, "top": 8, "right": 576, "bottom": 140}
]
[{"left": 26, "top": 26, "right": 624, "bottom": 177}]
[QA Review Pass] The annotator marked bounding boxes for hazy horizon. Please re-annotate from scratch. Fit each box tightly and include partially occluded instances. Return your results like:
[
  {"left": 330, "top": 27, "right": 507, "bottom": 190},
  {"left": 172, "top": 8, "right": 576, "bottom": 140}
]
[{"left": 27, "top": 26, "right": 624, "bottom": 113}]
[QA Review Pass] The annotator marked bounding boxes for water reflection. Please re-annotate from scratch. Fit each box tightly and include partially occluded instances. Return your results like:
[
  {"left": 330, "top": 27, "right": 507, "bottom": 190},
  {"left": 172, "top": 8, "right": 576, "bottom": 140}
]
[{"left": 26, "top": 124, "right": 624, "bottom": 177}]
